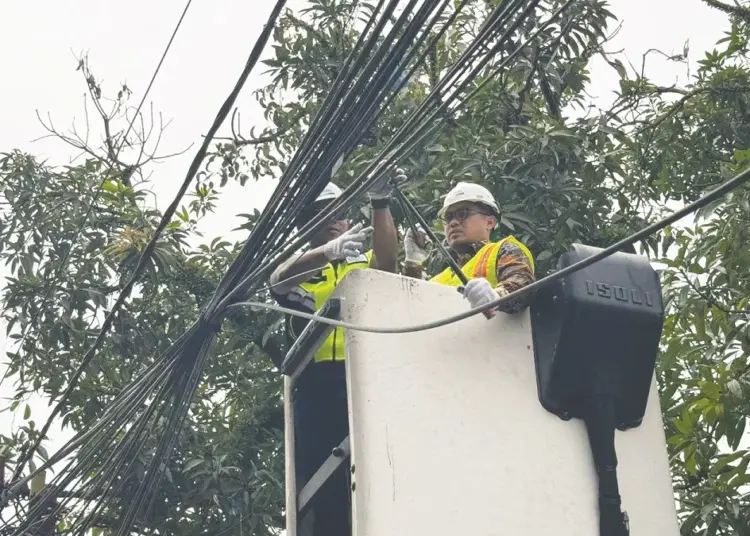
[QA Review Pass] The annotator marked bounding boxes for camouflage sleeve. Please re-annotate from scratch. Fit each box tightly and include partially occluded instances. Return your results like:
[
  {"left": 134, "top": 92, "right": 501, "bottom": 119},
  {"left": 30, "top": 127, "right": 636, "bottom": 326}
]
[{"left": 494, "top": 241, "right": 535, "bottom": 314}]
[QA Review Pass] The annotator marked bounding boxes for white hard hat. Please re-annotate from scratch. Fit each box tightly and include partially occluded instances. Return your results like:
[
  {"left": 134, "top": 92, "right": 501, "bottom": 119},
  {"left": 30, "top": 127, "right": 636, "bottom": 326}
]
[
  {"left": 316, "top": 183, "right": 343, "bottom": 203},
  {"left": 438, "top": 182, "right": 499, "bottom": 217}
]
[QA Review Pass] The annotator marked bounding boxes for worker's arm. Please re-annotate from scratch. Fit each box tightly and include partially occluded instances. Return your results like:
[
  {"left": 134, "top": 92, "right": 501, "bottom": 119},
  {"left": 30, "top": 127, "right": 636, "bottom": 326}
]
[
  {"left": 369, "top": 200, "right": 398, "bottom": 273},
  {"left": 367, "top": 168, "right": 408, "bottom": 273},
  {"left": 493, "top": 241, "right": 535, "bottom": 314},
  {"left": 270, "top": 223, "right": 372, "bottom": 294},
  {"left": 269, "top": 252, "right": 326, "bottom": 295}
]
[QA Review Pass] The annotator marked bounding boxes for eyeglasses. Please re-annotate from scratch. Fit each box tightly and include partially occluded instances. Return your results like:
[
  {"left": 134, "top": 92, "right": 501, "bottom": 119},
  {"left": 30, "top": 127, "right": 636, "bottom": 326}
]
[{"left": 441, "top": 207, "right": 491, "bottom": 224}]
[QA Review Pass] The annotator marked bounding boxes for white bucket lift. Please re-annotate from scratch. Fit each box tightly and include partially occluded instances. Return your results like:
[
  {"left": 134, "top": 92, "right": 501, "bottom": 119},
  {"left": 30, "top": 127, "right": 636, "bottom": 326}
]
[{"left": 281, "top": 268, "right": 680, "bottom": 536}]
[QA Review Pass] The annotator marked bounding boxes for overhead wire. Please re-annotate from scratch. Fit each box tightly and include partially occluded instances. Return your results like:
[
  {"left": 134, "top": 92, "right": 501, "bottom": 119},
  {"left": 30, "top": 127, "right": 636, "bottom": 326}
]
[
  {"left": 5, "top": 0, "right": 289, "bottom": 517},
  {"left": 4, "top": 0, "right": 444, "bottom": 531},
  {"left": 218, "top": 0, "right": 571, "bottom": 311},
  {"left": 212, "top": 0, "right": 471, "bottom": 309},
  {"left": 230, "top": 163, "right": 750, "bottom": 333},
  {"left": 199, "top": 0, "right": 400, "bottom": 304},
  {"left": 2, "top": 2, "right": 582, "bottom": 534},
  {"left": 5, "top": 329, "right": 196, "bottom": 533},
  {"left": 220, "top": 0, "right": 544, "bottom": 286}
]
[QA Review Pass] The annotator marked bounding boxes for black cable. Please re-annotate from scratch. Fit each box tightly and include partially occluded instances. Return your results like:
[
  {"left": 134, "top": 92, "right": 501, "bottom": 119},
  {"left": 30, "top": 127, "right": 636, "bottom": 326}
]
[
  {"left": 5, "top": 4, "right": 576, "bottom": 532},
  {"left": 253, "top": 0, "right": 444, "bottom": 240},
  {"left": 10, "top": 0, "right": 288, "bottom": 484},
  {"left": 203, "top": 0, "right": 396, "bottom": 301},
  {"left": 216, "top": 1, "right": 550, "bottom": 309},
  {"left": 3, "top": 337, "right": 185, "bottom": 531},
  {"left": 392, "top": 186, "right": 466, "bottom": 282},
  {"left": 305, "top": 0, "right": 545, "bottom": 216},
  {"left": 583, "top": 397, "right": 629, "bottom": 536},
  {"left": 7, "top": 0, "right": 412, "bottom": 516},
  {"left": 268, "top": 0, "right": 519, "bottom": 266},
  {"left": 230, "top": 163, "right": 750, "bottom": 332},
  {"left": 210, "top": 0, "right": 464, "bottom": 310}
]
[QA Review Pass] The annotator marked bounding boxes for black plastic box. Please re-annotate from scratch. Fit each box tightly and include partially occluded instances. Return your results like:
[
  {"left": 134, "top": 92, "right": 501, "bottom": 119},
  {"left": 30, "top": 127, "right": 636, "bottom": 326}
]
[{"left": 530, "top": 244, "right": 664, "bottom": 430}]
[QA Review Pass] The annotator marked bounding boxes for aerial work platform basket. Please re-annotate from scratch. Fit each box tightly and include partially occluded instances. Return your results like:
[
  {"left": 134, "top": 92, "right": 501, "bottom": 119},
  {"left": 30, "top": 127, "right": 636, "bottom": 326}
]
[{"left": 281, "top": 255, "right": 678, "bottom": 536}]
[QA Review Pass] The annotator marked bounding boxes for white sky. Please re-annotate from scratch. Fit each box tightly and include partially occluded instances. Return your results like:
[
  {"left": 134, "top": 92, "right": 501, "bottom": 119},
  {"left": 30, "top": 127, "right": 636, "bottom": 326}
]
[{"left": 0, "top": 0, "right": 731, "bottom": 508}]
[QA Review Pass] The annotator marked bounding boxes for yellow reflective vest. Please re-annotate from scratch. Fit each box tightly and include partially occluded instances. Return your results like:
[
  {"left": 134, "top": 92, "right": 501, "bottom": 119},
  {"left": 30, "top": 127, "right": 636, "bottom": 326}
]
[
  {"left": 430, "top": 236, "right": 534, "bottom": 287},
  {"left": 290, "top": 250, "right": 373, "bottom": 363}
]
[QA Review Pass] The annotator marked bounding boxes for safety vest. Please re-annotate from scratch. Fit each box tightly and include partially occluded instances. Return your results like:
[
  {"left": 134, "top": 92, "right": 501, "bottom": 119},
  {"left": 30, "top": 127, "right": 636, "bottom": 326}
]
[
  {"left": 429, "top": 236, "right": 534, "bottom": 287},
  {"left": 291, "top": 250, "right": 373, "bottom": 363}
]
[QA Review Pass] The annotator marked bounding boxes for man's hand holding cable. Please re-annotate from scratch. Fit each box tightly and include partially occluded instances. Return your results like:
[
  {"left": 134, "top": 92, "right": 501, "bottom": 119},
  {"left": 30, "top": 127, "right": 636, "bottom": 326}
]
[
  {"left": 404, "top": 227, "right": 431, "bottom": 267},
  {"left": 368, "top": 168, "right": 408, "bottom": 204},
  {"left": 322, "top": 222, "right": 373, "bottom": 261},
  {"left": 461, "top": 277, "right": 498, "bottom": 318}
]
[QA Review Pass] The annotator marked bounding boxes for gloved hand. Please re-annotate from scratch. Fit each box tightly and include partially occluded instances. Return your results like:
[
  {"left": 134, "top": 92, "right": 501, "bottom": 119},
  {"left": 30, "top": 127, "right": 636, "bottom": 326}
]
[
  {"left": 369, "top": 168, "right": 408, "bottom": 200},
  {"left": 404, "top": 226, "right": 432, "bottom": 265},
  {"left": 322, "top": 222, "right": 373, "bottom": 261},
  {"left": 460, "top": 277, "right": 498, "bottom": 318}
]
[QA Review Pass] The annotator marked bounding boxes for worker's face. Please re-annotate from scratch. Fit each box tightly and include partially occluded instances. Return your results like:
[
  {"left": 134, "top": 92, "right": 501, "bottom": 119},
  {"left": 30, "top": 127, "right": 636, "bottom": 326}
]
[
  {"left": 442, "top": 201, "right": 496, "bottom": 249},
  {"left": 301, "top": 201, "right": 349, "bottom": 248}
]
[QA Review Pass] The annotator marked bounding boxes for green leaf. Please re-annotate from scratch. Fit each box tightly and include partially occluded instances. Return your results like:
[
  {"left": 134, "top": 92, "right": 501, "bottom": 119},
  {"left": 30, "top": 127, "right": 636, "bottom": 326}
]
[
  {"left": 710, "top": 450, "right": 745, "bottom": 474},
  {"left": 177, "top": 206, "right": 190, "bottom": 222},
  {"left": 674, "top": 416, "right": 692, "bottom": 435},
  {"left": 606, "top": 58, "right": 628, "bottom": 80},
  {"left": 184, "top": 459, "right": 204, "bottom": 472},
  {"left": 726, "top": 379, "right": 742, "bottom": 399},
  {"left": 101, "top": 180, "right": 118, "bottom": 193},
  {"left": 537, "top": 250, "right": 552, "bottom": 262},
  {"left": 704, "top": 515, "right": 721, "bottom": 536}
]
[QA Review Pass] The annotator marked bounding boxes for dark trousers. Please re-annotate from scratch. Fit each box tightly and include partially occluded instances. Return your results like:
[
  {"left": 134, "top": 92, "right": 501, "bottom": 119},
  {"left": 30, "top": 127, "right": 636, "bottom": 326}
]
[{"left": 293, "top": 364, "right": 351, "bottom": 536}]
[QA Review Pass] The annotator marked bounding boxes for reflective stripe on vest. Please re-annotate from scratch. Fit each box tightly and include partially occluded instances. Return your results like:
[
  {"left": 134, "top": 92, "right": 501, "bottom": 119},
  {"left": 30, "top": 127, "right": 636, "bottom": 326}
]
[
  {"left": 298, "top": 250, "right": 373, "bottom": 362},
  {"left": 429, "top": 236, "right": 534, "bottom": 288}
]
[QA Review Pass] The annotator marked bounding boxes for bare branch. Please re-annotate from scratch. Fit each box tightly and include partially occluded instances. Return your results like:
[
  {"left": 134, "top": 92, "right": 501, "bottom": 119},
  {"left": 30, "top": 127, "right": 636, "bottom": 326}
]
[
  {"left": 147, "top": 144, "right": 195, "bottom": 163},
  {"left": 33, "top": 54, "right": 190, "bottom": 189}
]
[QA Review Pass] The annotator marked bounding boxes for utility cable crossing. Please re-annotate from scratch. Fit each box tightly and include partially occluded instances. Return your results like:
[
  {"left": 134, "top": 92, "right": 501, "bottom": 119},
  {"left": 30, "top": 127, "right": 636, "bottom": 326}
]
[
  {"left": 4, "top": 1, "right": 742, "bottom": 535},
  {"left": 230, "top": 163, "right": 750, "bottom": 333}
]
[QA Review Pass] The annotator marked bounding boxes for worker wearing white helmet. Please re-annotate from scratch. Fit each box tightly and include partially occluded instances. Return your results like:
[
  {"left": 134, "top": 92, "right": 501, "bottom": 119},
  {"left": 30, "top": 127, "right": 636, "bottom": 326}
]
[
  {"left": 269, "top": 173, "right": 401, "bottom": 536},
  {"left": 403, "top": 181, "right": 535, "bottom": 316},
  {"left": 270, "top": 179, "right": 400, "bottom": 344}
]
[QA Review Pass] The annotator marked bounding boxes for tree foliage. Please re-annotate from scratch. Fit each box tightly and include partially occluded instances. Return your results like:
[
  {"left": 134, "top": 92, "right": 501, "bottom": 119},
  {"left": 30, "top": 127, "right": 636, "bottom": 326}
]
[
  {"left": 0, "top": 63, "right": 284, "bottom": 535},
  {"left": 1, "top": 1, "right": 750, "bottom": 535},
  {"left": 611, "top": 18, "right": 750, "bottom": 533}
]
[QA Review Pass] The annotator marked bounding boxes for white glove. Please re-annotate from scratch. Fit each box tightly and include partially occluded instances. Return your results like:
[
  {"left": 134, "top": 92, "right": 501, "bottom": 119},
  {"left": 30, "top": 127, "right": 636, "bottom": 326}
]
[
  {"left": 322, "top": 222, "right": 372, "bottom": 261},
  {"left": 392, "top": 167, "right": 408, "bottom": 189},
  {"left": 460, "top": 278, "right": 498, "bottom": 317},
  {"left": 404, "top": 226, "right": 432, "bottom": 265}
]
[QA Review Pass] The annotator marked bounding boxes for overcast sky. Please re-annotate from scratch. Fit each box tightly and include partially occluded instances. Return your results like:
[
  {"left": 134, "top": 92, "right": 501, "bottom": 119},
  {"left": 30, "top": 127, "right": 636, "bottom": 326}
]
[{"left": 0, "top": 0, "right": 730, "bottom": 486}]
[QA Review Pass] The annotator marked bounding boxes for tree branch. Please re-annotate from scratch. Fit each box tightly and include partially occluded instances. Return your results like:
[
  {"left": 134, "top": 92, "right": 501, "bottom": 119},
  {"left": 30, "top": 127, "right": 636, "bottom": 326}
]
[
  {"left": 677, "top": 268, "right": 750, "bottom": 315},
  {"left": 638, "top": 84, "right": 750, "bottom": 134},
  {"left": 702, "top": 0, "right": 750, "bottom": 23}
]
